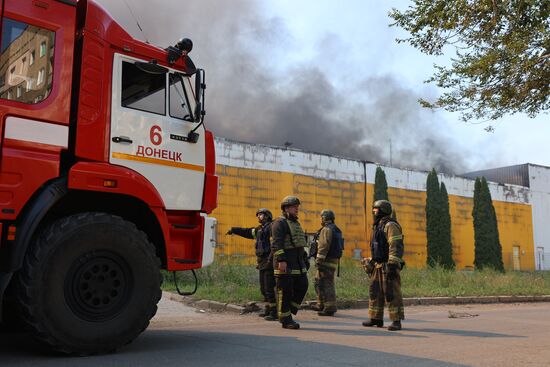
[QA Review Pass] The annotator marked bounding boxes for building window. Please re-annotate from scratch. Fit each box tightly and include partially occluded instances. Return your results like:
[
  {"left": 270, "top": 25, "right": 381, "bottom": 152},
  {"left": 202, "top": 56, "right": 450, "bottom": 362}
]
[
  {"left": 40, "top": 41, "right": 47, "bottom": 57},
  {"left": 37, "top": 68, "right": 45, "bottom": 85},
  {"left": 0, "top": 18, "right": 55, "bottom": 104}
]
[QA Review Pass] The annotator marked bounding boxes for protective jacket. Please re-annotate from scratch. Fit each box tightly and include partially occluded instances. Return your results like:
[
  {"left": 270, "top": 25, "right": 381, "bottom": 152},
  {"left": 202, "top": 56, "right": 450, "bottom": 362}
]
[
  {"left": 230, "top": 221, "right": 272, "bottom": 257},
  {"left": 271, "top": 215, "right": 308, "bottom": 275},
  {"left": 370, "top": 216, "right": 404, "bottom": 266},
  {"left": 316, "top": 223, "right": 343, "bottom": 269}
]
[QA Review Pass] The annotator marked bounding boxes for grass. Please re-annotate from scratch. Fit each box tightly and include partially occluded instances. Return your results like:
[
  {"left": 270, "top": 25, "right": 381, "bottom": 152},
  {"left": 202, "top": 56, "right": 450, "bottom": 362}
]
[{"left": 162, "top": 258, "right": 550, "bottom": 305}]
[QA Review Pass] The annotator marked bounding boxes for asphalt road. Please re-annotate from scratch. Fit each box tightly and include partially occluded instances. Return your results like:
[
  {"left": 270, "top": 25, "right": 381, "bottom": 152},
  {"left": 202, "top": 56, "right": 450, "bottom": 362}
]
[{"left": 1, "top": 295, "right": 549, "bottom": 367}]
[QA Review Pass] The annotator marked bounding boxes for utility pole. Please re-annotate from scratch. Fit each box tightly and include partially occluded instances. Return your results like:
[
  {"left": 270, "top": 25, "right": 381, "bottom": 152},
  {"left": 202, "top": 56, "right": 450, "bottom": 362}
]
[{"left": 389, "top": 138, "right": 393, "bottom": 166}]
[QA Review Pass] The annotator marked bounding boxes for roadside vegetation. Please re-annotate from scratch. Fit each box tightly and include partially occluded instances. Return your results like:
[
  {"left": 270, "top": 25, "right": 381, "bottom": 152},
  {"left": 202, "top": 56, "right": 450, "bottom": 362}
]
[{"left": 162, "top": 259, "right": 550, "bottom": 305}]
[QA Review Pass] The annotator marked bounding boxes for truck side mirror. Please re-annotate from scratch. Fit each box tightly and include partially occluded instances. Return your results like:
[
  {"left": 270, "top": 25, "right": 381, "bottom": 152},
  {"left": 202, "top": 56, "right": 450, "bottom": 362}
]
[{"left": 194, "top": 69, "right": 206, "bottom": 123}]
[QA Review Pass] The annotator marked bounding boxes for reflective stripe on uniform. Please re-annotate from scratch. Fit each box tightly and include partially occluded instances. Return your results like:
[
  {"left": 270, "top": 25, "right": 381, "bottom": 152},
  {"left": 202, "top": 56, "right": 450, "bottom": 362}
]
[
  {"left": 274, "top": 269, "right": 306, "bottom": 275},
  {"left": 274, "top": 249, "right": 285, "bottom": 256},
  {"left": 318, "top": 261, "right": 338, "bottom": 269},
  {"left": 279, "top": 311, "right": 291, "bottom": 317},
  {"left": 389, "top": 234, "right": 403, "bottom": 242},
  {"left": 252, "top": 228, "right": 257, "bottom": 239},
  {"left": 388, "top": 255, "right": 402, "bottom": 264},
  {"left": 369, "top": 305, "right": 384, "bottom": 312},
  {"left": 277, "top": 288, "right": 284, "bottom": 317}
]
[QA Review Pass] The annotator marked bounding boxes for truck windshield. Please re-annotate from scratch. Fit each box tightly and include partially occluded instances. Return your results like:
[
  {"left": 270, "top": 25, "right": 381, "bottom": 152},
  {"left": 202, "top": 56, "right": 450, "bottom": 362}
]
[{"left": 169, "top": 73, "right": 198, "bottom": 122}]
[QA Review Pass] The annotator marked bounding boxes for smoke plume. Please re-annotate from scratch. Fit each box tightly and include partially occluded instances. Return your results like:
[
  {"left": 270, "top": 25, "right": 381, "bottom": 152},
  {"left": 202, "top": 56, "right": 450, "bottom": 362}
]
[{"left": 97, "top": 0, "right": 472, "bottom": 173}]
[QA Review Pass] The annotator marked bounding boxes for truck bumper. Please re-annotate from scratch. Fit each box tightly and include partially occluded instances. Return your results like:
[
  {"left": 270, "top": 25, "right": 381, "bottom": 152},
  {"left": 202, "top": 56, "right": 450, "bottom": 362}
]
[{"left": 201, "top": 215, "right": 217, "bottom": 267}]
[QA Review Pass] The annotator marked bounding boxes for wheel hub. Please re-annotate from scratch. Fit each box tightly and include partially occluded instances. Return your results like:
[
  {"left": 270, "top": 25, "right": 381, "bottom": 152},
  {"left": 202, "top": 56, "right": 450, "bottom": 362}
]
[{"left": 65, "top": 251, "right": 132, "bottom": 322}]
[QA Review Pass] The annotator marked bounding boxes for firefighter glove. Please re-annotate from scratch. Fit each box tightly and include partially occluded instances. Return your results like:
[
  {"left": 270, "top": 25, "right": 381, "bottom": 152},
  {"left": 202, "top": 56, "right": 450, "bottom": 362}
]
[
  {"left": 387, "top": 263, "right": 398, "bottom": 281},
  {"left": 361, "top": 257, "right": 375, "bottom": 275}
]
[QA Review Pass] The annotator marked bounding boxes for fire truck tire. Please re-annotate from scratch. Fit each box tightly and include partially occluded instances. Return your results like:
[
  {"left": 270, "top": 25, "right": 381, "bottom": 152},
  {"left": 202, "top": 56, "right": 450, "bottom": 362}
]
[{"left": 14, "top": 212, "right": 162, "bottom": 354}]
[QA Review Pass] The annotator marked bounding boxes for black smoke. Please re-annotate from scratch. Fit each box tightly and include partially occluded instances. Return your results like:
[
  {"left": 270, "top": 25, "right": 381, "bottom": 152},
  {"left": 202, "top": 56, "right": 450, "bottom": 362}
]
[{"left": 97, "top": 0, "right": 471, "bottom": 173}]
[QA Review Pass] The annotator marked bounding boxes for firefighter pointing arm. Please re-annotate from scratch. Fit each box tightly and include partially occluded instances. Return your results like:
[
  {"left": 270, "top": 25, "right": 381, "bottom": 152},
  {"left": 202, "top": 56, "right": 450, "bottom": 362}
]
[{"left": 226, "top": 209, "right": 277, "bottom": 321}]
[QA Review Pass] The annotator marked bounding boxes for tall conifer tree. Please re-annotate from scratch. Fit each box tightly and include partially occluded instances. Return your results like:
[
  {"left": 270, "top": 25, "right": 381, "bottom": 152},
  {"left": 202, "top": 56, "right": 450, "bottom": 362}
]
[
  {"left": 439, "top": 182, "right": 455, "bottom": 268},
  {"left": 374, "top": 167, "right": 389, "bottom": 201},
  {"left": 473, "top": 177, "right": 504, "bottom": 271},
  {"left": 373, "top": 166, "right": 398, "bottom": 220},
  {"left": 425, "top": 169, "right": 442, "bottom": 267}
]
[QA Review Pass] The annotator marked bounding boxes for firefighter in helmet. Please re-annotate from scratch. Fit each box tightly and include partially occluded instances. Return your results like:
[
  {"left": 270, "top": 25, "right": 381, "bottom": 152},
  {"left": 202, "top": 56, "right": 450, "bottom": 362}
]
[
  {"left": 311, "top": 209, "right": 344, "bottom": 316},
  {"left": 361, "top": 200, "right": 405, "bottom": 331},
  {"left": 226, "top": 208, "right": 276, "bottom": 320},
  {"left": 271, "top": 196, "right": 309, "bottom": 329}
]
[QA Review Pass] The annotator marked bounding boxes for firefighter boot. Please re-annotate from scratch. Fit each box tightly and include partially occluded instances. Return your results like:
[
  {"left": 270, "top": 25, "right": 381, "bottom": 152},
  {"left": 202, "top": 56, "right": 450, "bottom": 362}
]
[
  {"left": 281, "top": 316, "right": 300, "bottom": 329},
  {"left": 264, "top": 307, "right": 277, "bottom": 321},
  {"left": 362, "top": 319, "right": 384, "bottom": 327},
  {"left": 387, "top": 321, "right": 402, "bottom": 331},
  {"left": 282, "top": 320, "right": 300, "bottom": 329},
  {"left": 317, "top": 310, "right": 335, "bottom": 316},
  {"left": 258, "top": 305, "right": 269, "bottom": 317}
]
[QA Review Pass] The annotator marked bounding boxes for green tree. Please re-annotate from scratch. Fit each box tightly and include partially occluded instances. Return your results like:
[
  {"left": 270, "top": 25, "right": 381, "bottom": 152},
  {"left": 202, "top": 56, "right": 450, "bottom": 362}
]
[
  {"left": 472, "top": 177, "right": 504, "bottom": 271},
  {"left": 390, "top": 1, "right": 549, "bottom": 122},
  {"left": 425, "top": 169, "right": 442, "bottom": 267},
  {"left": 373, "top": 166, "right": 398, "bottom": 220},
  {"left": 374, "top": 166, "right": 389, "bottom": 201},
  {"left": 439, "top": 182, "right": 455, "bottom": 268}
]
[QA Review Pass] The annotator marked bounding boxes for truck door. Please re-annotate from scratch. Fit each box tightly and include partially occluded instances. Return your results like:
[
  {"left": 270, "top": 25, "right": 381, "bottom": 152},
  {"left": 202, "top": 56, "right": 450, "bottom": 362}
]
[{"left": 109, "top": 54, "right": 205, "bottom": 210}]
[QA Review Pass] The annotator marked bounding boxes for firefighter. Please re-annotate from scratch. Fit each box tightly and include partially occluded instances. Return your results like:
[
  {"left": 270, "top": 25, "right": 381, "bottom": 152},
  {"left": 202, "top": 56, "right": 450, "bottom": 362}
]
[
  {"left": 271, "top": 196, "right": 309, "bottom": 329},
  {"left": 312, "top": 209, "right": 344, "bottom": 316},
  {"left": 361, "top": 200, "right": 405, "bottom": 331},
  {"left": 226, "top": 208, "right": 277, "bottom": 321}
]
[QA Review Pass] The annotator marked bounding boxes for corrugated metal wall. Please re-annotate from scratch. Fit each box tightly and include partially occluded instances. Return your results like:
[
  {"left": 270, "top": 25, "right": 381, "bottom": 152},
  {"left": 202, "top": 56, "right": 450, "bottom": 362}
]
[
  {"left": 212, "top": 138, "right": 536, "bottom": 270},
  {"left": 462, "top": 164, "right": 530, "bottom": 187}
]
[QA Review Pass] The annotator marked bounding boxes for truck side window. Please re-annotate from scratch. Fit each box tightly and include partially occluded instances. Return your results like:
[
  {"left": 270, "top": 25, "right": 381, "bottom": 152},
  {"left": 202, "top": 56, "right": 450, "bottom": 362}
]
[
  {"left": 0, "top": 18, "right": 55, "bottom": 104},
  {"left": 169, "top": 72, "right": 199, "bottom": 122},
  {"left": 121, "top": 61, "right": 166, "bottom": 115},
  {"left": 169, "top": 73, "right": 188, "bottom": 120}
]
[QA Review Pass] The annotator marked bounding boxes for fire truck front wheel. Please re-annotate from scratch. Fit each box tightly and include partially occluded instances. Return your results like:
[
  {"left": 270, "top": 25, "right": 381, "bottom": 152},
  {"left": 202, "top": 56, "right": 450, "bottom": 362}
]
[{"left": 14, "top": 212, "right": 162, "bottom": 354}]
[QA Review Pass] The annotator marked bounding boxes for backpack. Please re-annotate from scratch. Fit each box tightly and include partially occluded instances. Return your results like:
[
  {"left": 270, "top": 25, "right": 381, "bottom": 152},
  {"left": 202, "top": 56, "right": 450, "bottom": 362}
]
[{"left": 327, "top": 223, "right": 344, "bottom": 259}]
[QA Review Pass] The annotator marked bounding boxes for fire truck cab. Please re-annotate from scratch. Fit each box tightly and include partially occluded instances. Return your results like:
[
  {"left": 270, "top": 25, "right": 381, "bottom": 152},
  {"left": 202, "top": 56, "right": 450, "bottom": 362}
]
[{"left": 0, "top": 0, "right": 218, "bottom": 354}]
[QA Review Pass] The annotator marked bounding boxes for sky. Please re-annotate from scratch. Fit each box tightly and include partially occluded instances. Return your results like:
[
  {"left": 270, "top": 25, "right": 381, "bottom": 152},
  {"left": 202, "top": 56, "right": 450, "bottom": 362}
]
[{"left": 96, "top": 0, "right": 550, "bottom": 174}]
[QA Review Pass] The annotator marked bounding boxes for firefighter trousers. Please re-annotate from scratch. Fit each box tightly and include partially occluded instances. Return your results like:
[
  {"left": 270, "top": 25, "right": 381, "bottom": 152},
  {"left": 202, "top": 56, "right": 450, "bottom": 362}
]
[
  {"left": 368, "top": 265, "right": 404, "bottom": 321},
  {"left": 259, "top": 268, "right": 276, "bottom": 311},
  {"left": 314, "top": 265, "right": 337, "bottom": 312},
  {"left": 276, "top": 274, "right": 308, "bottom": 323}
]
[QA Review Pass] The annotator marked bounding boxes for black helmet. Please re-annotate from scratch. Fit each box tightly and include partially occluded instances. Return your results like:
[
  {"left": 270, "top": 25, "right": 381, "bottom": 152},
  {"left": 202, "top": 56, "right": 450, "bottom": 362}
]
[
  {"left": 256, "top": 208, "right": 273, "bottom": 221},
  {"left": 320, "top": 209, "right": 335, "bottom": 222},
  {"left": 373, "top": 200, "right": 392, "bottom": 215},
  {"left": 281, "top": 196, "right": 300, "bottom": 210}
]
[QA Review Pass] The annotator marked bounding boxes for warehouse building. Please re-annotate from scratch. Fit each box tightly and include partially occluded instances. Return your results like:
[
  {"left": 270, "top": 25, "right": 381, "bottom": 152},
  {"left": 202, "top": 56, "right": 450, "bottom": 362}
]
[
  {"left": 463, "top": 164, "right": 550, "bottom": 270},
  {"left": 212, "top": 138, "right": 549, "bottom": 271}
]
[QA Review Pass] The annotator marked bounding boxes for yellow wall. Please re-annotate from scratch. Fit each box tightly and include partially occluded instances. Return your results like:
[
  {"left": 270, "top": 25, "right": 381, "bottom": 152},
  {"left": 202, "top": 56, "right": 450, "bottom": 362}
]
[
  {"left": 213, "top": 164, "right": 535, "bottom": 270},
  {"left": 214, "top": 165, "right": 368, "bottom": 262}
]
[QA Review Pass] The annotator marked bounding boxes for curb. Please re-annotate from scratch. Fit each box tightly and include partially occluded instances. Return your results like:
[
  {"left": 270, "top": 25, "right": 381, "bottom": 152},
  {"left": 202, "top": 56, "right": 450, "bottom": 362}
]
[{"left": 164, "top": 292, "right": 550, "bottom": 315}]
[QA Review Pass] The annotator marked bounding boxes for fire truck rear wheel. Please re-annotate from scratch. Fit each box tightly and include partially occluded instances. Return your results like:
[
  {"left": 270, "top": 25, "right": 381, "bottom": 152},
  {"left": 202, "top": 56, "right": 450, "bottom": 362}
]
[{"left": 14, "top": 212, "right": 162, "bottom": 354}]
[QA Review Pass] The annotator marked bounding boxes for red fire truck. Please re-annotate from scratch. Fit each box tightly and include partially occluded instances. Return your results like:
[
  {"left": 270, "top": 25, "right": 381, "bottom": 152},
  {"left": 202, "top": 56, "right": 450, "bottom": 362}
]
[{"left": 0, "top": 0, "right": 218, "bottom": 354}]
